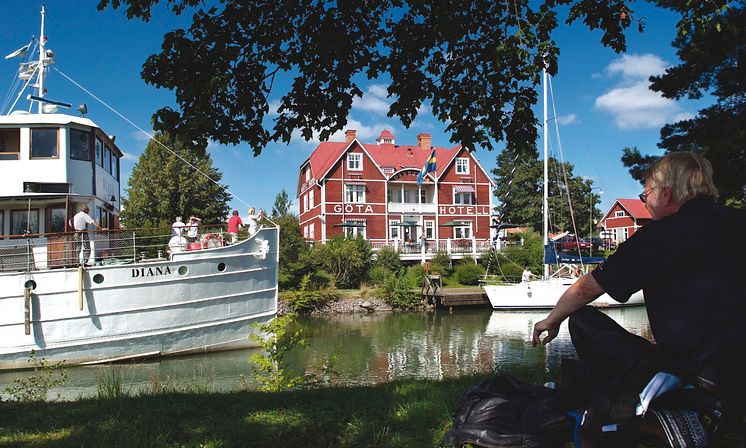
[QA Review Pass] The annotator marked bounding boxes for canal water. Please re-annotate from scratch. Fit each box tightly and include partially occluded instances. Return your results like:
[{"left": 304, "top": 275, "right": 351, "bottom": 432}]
[{"left": 0, "top": 307, "right": 650, "bottom": 400}]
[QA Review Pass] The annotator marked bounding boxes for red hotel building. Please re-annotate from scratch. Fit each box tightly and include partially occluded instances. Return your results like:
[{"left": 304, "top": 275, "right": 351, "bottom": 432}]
[{"left": 297, "top": 129, "right": 495, "bottom": 258}]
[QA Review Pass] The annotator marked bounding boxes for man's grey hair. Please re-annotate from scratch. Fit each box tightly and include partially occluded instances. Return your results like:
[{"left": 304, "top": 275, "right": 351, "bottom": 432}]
[{"left": 644, "top": 151, "right": 718, "bottom": 203}]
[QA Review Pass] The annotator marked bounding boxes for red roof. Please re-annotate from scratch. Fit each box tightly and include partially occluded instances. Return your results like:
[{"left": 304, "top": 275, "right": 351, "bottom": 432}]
[
  {"left": 303, "top": 135, "right": 465, "bottom": 185},
  {"left": 378, "top": 129, "right": 396, "bottom": 140},
  {"left": 613, "top": 198, "right": 652, "bottom": 219}
]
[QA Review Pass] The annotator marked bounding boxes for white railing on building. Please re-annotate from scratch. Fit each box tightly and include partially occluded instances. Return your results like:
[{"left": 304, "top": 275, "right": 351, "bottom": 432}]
[{"left": 386, "top": 202, "right": 437, "bottom": 214}]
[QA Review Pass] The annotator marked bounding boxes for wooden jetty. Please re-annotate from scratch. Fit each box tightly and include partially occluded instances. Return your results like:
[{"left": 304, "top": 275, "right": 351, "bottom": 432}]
[{"left": 421, "top": 276, "right": 489, "bottom": 308}]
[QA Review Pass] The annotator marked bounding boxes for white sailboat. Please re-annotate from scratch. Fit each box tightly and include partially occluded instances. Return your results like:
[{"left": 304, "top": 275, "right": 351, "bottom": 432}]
[
  {"left": 0, "top": 6, "right": 279, "bottom": 370},
  {"left": 482, "top": 69, "right": 643, "bottom": 309}
]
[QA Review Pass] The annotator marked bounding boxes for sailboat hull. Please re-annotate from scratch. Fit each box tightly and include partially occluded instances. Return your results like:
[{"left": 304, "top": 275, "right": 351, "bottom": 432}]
[{"left": 482, "top": 278, "right": 644, "bottom": 309}]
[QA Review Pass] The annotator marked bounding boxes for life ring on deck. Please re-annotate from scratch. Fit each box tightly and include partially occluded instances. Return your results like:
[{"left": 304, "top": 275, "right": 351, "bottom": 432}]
[{"left": 200, "top": 233, "right": 224, "bottom": 249}]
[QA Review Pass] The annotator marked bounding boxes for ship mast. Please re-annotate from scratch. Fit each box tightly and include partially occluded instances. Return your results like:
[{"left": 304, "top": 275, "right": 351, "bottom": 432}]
[
  {"left": 542, "top": 68, "right": 549, "bottom": 279},
  {"left": 37, "top": 4, "right": 47, "bottom": 113}
]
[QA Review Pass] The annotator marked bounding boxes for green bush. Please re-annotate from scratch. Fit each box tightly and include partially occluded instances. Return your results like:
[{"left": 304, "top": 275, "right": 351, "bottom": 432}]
[
  {"left": 374, "top": 247, "right": 403, "bottom": 272},
  {"left": 308, "top": 236, "right": 373, "bottom": 289},
  {"left": 454, "top": 262, "right": 485, "bottom": 285},
  {"left": 404, "top": 264, "right": 426, "bottom": 288},
  {"left": 430, "top": 251, "right": 453, "bottom": 276},
  {"left": 285, "top": 275, "right": 324, "bottom": 314},
  {"left": 369, "top": 266, "right": 394, "bottom": 285},
  {"left": 375, "top": 272, "right": 420, "bottom": 309}
]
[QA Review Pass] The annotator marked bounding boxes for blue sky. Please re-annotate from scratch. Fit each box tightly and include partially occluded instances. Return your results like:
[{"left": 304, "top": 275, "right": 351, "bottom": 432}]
[{"left": 1, "top": 2, "right": 709, "bottom": 217}]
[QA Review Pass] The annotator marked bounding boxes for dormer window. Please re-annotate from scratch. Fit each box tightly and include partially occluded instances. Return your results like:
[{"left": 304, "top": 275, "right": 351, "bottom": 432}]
[
  {"left": 347, "top": 153, "right": 362, "bottom": 171},
  {"left": 456, "top": 157, "right": 469, "bottom": 174},
  {"left": 31, "top": 128, "right": 59, "bottom": 159},
  {"left": 0, "top": 128, "right": 20, "bottom": 160}
]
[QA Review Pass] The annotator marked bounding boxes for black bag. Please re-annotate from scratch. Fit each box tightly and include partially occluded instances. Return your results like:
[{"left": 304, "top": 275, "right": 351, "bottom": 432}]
[{"left": 443, "top": 374, "right": 577, "bottom": 448}]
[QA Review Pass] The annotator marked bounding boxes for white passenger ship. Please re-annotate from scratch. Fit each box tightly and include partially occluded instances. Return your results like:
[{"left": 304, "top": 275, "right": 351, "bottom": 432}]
[{"left": 0, "top": 6, "right": 278, "bottom": 370}]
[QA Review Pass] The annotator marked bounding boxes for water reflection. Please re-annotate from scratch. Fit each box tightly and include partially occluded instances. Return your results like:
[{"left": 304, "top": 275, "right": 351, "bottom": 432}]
[{"left": 0, "top": 307, "right": 650, "bottom": 400}]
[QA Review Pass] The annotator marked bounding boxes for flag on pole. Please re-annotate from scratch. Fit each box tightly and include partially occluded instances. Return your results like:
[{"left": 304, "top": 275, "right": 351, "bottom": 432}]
[
  {"left": 5, "top": 44, "right": 30, "bottom": 60},
  {"left": 417, "top": 150, "right": 437, "bottom": 185}
]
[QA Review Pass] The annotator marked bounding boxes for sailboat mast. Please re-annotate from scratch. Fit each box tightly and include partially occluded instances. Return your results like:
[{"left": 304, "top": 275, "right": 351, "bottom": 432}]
[
  {"left": 542, "top": 68, "right": 549, "bottom": 279},
  {"left": 37, "top": 4, "right": 46, "bottom": 114}
]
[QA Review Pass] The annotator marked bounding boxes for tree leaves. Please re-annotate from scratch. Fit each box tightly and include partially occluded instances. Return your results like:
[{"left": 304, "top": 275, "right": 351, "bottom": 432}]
[
  {"left": 120, "top": 133, "right": 230, "bottom": 227},
  {"left": 100, "top": 0, "right": 638, "bottom": 158}
]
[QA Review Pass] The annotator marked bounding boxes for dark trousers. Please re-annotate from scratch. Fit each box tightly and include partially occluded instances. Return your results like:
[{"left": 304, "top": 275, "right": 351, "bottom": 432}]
[
  {"left": 72, "top": 232, "right": 90, "bottom": 265},
  {"left": 568, "top": 306, "right": 734, "bottom": 447}
]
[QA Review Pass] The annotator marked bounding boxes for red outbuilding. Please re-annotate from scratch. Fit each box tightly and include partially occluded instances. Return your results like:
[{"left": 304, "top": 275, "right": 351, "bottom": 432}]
[{"left": 598, "top": 198, "right": 653, "bottom": 244}]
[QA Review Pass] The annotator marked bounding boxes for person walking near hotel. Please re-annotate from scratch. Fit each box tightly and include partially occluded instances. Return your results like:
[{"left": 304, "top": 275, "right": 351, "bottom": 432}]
[
  {"left": 226, "top": 210, "right": 243, "bottom": 244},
  {"left": 71, "top": 205, "right": 105, "bottom": 266},
  {"left": 532, "top": 152, "right": 746, "bottom": 447}
]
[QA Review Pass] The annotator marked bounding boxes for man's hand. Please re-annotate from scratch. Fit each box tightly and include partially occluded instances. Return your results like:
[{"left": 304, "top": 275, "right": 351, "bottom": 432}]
[{"left": 532, "top": 318, "right": 560, "bottom": 346}]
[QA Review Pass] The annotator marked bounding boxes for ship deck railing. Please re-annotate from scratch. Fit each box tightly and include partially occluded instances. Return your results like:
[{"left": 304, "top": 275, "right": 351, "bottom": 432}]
[{"left": 0, "top": 223, "right": 271, "bottom": 272}]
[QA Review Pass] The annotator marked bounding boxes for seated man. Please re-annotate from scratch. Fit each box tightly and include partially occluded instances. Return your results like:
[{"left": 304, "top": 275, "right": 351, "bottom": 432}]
[{"left": 532, "top": 152, "right": 745, "bottom": 447}]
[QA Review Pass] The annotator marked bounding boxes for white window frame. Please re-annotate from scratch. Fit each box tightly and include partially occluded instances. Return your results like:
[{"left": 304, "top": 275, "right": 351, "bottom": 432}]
[
  {"left": 303, "top": 194, "right": 308, "bottom": 213},
  {"left": 424, "top": 220, "right": 434, "bottom": 239},
  {"left": 454, "top": 223, "right": 472, "bottom": 239},
  {"left": 305, "top": 167, "right": 311, "bottom": 182},
  {"left": 389, "top": 220, "right": 400, "bottom": 240},
  {"left": 309, "top": 189, "right": 314, "bottom": 209},
  {"left": 309, "top": 223, "right": 315, "bottom": 240},
  {"left": 304, "top": 225, "right": 309, "bottom": 239},
  {"left": 454, "top": 192, "right": 474, "bottom": 205},
  {"left": 345, "top": 184, "right": 366, "bottom": 203},
  {"left": 455, "top": 157, "right": 469, "bottom": 174},
  {"left": 347, "top": 153, "right": 362, "bottom": 171},
  {"left": 615, "top": 211, "right": 625, "bottom": 217},
  {"left": 344, "top": 220, "right": 366, "bottom": 238}
]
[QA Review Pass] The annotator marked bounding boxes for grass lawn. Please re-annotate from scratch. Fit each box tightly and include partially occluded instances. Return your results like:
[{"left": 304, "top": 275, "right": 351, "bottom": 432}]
[{"left": 2, "top": 369, "right": 744, "bottom": 448}]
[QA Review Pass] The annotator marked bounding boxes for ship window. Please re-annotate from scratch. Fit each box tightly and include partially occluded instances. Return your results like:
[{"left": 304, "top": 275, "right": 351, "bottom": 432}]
[
  {"left": 70, "top": 129, "right": 91, "bottom": 161},
  {"left": 31, "top": 128, "right": 59, "bottom": 158},
  {"left": 0, "top": 128, "right": 20, "bottom": 160},
  {"left": 96, "top": 206, "right": 109, "bottom": 228},
  {"left": 95, "top": 136, "right": 103, "bottom": 166},
  {"left": 112, "top": 155, "right": 120, "bottom": 181},
  {"left": 0, "top": 211, "right": 3, "bottom": 235},
  {"left": 104, "top": 145, "right": 112, "bottom": 174},
  {"left": 10, "top": 209, "right": 39, "bottom": 236},
  {"left": 47, "top": 207, "right": 66, "bottom": 233}
]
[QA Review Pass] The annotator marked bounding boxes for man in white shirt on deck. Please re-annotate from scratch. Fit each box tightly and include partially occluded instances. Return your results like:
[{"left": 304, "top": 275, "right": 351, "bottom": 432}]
[{"left": 71, "top": 205, "right": 105, "bottom": 266}]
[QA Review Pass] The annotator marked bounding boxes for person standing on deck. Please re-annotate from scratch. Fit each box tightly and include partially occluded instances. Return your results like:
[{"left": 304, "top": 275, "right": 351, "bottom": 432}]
[
  {"left": 522, "top": 266, "right": 535, "bottom": 282},
  {"left": 532, "top": 152, "right": 746, "bottom": 447},
  {"left": 185, "top": 215, "right": 201, "bottom": 243},
  {"left": 226, "top": 210, "right": 243, "bottom": 244},
  {"left": 71, "top": 205, "right": 105, "bottom": 266},
  {"left": 246, "top": 207, "right": 259, "bottom": 237}
]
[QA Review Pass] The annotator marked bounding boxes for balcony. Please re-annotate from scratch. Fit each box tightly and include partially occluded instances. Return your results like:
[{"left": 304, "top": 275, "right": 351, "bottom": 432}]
[
  {"left": 369, "top": 238, "right": 497, "bottom": 261},
  {"left": 387, "top": 202, "right": 437, "bottom": 214}
]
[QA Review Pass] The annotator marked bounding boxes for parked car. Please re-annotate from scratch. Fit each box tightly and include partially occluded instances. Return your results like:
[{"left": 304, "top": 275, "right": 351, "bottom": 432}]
[
  {"left": 553, "top": 235, "right": 591, "bottom": 252},
  {"left": 581, "top": 237, "right": 604, "bottom": 252}
]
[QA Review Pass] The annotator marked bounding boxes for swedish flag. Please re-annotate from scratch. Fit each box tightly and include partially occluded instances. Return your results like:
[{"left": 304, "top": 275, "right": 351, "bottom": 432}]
[{"left": 417, "top": 150, "right": 437, "bottom": 185}]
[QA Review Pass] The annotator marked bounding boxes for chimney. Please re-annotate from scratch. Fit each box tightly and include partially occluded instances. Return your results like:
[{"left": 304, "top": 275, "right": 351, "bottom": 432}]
[
  {"left": 345, "top": 129, "right": 357, "bottom": 143},
  {"left": 417, "top": 133, "right": 432, "bottom": 151}
]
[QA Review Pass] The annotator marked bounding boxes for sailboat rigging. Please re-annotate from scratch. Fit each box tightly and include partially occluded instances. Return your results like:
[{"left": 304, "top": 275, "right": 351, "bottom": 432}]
[{"left": 481, "top": 69, "right": 644, "bottom": 309}]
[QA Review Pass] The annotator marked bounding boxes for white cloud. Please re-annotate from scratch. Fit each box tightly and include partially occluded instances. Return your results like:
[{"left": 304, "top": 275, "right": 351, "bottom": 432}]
[
  {"left": 328, "top": 119, "right": 395, "bottom": 142},
  {"left": 120, "top": 151, "right": 138, "bottom": 162},
  {"left": 604, "top": 53, "right": 668, "bottom": 83},
  {"left": 594, "top": 53, "right": 691, "bottom": 130},
  {"left": 351, "top": 83, "right": 391, "bottom": 114},
  {"left": 556, "top": 113, "right": 578, "bottom": 126}
]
